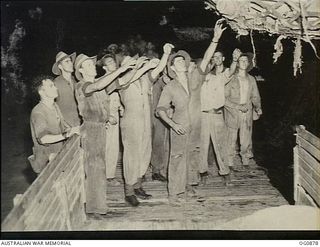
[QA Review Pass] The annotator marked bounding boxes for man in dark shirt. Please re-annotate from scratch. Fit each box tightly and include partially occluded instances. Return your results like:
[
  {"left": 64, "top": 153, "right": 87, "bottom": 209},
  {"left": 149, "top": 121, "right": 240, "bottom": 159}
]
[{"left": 52, "top": 51, "right": 81, "bottom": 127}]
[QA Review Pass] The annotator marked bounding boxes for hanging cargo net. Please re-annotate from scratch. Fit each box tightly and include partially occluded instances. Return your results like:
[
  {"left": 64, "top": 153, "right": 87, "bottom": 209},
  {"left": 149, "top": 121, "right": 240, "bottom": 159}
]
[{"left": 205, "top": 0, "right": 320, "bottom": 75}]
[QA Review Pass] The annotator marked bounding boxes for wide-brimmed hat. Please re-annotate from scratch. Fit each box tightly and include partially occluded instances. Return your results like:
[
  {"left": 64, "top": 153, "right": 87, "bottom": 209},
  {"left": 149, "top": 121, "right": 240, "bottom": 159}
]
[
  {"left": 238, "top": 52, "right": 254, "bottom": 72},
  {"left": 107, "top": 44, "right": 118, "bottom": 52},
  {"left": 96, "top": 53, "right": 115, "bottom": 67},
  {"left": 52, "top": 51, "right": 76, "bottom": 75},
  {"left": 74, "top": 54, "right": 97, "bottom": 81},
  {"left": 167, "top": 50, "right": 191, "bottom": 78}
]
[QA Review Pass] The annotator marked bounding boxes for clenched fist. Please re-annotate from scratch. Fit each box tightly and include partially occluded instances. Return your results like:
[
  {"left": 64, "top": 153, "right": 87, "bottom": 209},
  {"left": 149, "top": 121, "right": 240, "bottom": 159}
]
[{"left": 163, "top": 43, "right": 174, "bottom": 55}]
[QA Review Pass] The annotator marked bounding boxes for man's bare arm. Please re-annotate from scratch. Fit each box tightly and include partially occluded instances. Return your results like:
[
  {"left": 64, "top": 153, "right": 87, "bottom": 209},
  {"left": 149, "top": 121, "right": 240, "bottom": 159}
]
[{"left": 200, "top": 19, "right": 226, "bottom": 73}]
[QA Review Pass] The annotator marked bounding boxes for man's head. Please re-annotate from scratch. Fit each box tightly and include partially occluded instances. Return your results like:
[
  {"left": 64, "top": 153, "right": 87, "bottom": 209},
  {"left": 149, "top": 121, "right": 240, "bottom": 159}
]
[
  {"left": 167, "top": 50, "right": 191, "bottom": 78},
  {"left": 211, "top": 51, "right": 225, "bottom": 66},
  {"left": 146, "top": 42, "right": 155, "bottom": 50},
  {"left": 33, "top": 75, "right": 58, "bottom": 100},
  {"left": 237, "top": 53, "right": 254, "bottom": 72},
  {"left": 58, "top": 56, "right": 74, "bottom": 73},
  {"left": 75, "top": 54, "right": 97, "bottom": 80},
  {"left": 101, "top": 54, "right": 117, "bottom": 73},
  {"left": 120, "top": 43, "right": 128, "bottom": 52},
  {"left": 171, "top": 56, "right": 187, "bottom": 73},
  {"left": 107, "top": 44, "right": 118, "bottom": 54},
  {"left": 52, "top": 52, "right": 76, "bottom": 75}
]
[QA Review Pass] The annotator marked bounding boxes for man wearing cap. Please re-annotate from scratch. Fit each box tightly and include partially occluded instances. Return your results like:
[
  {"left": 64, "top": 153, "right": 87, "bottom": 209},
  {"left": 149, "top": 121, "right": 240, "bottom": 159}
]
[
  {"left": 157, "top": 49, "right": 203, "bottom": 204},
  {"left": 74, "top": 53, "right": 136, "bottom": 215},
  {"left": 118, "top": 43, "right": 174, "bottom": 207},
  {"left": 198, "top": 19, "right": 241, "bottom": 185},
  {"left": 52, "top": 51, "right": 81, "bottom": 127},
  {"left": 224, "top": 53, "right": 262, "bottom": 168},
  {"left": 29, "top": 75, "right": 80, "bottom": 174}
]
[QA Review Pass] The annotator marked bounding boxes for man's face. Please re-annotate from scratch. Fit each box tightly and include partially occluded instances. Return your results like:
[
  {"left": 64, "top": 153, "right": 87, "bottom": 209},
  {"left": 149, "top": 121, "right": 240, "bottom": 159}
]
[
  {"left": 108, "top": 46, "right": 117, "bottom": 54},
  {"left": 40, "top": 79, "right": 58, "bottom": 99},
  {"left": 238, "top": 56, "right": 249, "bottom": 71},
  {"left": 212, "top": 52, "right": 224, "bottom": 66},
  {"left": 80, "top": 59, "right": 97, "bottom": 78},
  {"left": 58, "top": 57, "right": 74, "bottom": 73},
  {"left": 172, "top": 56, "right": 187, "bottom": 72},
  {"left": 103, "top": 57, "right": 117, "bottom": 72}
]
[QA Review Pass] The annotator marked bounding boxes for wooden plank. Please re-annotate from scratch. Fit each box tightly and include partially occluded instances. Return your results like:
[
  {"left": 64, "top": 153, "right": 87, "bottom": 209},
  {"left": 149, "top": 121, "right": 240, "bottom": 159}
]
[
  {"left": 298, "top": 157, "right": 320, "bottom": 185},
  {"left": 296, "top": 125, "right": 320, "bottom": 149},
  {"left": 298, "top": 147, "right": 320, "bottom": 176},
  {"left": 299, "top": 167, "right": 320, "bottom": 198},
  {"left": 293, "top": 146, "right": 299, "bottom": 202},
  {"left": 297, "top": 136, "right": 320, "bottom": 161},
  {"left": 296, "top": 185, "right": 318, "bottom": 207},
  {"left": 1, "top": 135, "right": 81, "bottom": 231},
  {"left": 299, "top": 176, "right": 320, "bottom": 206}
]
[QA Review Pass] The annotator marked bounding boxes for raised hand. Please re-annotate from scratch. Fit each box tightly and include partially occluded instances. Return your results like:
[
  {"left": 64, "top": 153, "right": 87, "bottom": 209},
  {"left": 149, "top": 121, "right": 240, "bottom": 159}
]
[
  {"left": 163, "top": 43, "right": 174, "bottom": 55},
  {"left": 148, "top": 58, "right": 160, "bottom": 69},
  {"left": 213, "top": 18, "right": 227, "bottom": 41},
  {"left": 232, "top": 48, "right": 242, "bottom": 61},
  {"left": 119, "top": 57, "right": 137, "bottom": 72},
  {"left": 135, "top": 56, "right": 148, "bottom": 69}
]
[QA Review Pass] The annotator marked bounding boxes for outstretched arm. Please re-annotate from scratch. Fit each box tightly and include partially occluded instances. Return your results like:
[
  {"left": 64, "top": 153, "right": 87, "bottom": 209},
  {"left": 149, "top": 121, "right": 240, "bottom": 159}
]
[
  {"left": 200, "top": 19, "right": 226, "bottom": 73},
  {"left": 84, "top": 57, "right": 136, "bottom": 94},
  {"left": 150, "top": 43, "right": 174, "bottom": 80}
]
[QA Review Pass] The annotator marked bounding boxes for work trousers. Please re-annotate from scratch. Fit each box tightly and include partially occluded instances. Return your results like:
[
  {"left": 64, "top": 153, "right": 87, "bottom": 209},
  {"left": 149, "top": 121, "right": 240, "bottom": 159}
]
[
  {"left": 121, "top": 114, "right": 151, "bottom": 195},
  {"left": 168, "top": 130, "right": 200, "bottom": 196},
  {"left": 105, "top": 122, "right": 119, "bottom": 179},
  {"left": 227, "top": 112, "right": 252, "bottom": 166},
  {"left": 200, "top": 112, "right": 230, "bottom": 175},
  {"left": 82, "top": 121, "right": 107, "bottom": 214},
  {"left": 151, "top": 117, "right": 170, "bottom": 176}
]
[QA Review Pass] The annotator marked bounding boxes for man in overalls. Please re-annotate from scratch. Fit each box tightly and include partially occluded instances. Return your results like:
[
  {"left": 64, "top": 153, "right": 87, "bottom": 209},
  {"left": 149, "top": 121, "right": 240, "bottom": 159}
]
[
  {"left": 75, "top": 54, "right": 136, "bottom": 216},
  {"left": 119, "top": 43, "right": 174, "bottom": 207},
  {"left": 157, "top": 50, "right": 205, "bottom": 205}
]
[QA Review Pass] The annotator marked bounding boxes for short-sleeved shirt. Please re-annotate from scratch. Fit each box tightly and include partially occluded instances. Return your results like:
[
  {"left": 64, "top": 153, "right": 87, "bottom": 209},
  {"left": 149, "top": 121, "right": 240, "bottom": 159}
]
[
  {"left": 75, "top": 80, "right": 111, "bottom": 123},
  {"left": 30, "top": 102, "right": 68, "bottom": 173},
  {"left": 54, "top": 75, "right": 81, "bottom": 127},
  {"left": 200, "top": 67, "right": 231, "bottom": 111}
]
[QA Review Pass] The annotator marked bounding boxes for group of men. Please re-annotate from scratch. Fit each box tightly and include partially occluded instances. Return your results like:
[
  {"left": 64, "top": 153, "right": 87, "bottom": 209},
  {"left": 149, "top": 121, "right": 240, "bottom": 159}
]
[{"left": 29, "top": 19, "right": 262, "bottom": 215}]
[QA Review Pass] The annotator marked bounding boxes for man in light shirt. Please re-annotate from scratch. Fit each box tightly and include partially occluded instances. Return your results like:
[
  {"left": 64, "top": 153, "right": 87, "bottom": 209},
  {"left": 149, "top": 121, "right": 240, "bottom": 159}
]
[
  {"left": 198, "top": 19, "right": 241, "bottom": 184},
  {"left": 224, "top": 53, "right": 262, "bottom": 168}
]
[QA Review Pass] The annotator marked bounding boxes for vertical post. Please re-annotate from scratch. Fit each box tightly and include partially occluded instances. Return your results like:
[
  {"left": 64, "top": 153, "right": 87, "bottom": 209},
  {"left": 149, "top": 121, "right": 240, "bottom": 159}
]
[{"left": 293, "top": 145, "right": 299, "bottom": 204}]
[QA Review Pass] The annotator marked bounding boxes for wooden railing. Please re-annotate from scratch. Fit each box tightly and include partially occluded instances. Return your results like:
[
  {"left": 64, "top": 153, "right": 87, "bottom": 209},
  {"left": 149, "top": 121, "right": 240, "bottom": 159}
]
[
  {"left": 294, "top": 125, "right": 320, "bottom": 207},
  {"left": 1, "top": 135, "right": 86, "bottom": 231}
]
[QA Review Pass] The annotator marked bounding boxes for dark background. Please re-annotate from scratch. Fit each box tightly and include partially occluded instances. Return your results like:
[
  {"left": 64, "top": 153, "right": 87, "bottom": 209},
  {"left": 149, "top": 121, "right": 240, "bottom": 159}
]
[{"left": 1, "top": 0, "right": 320, "bottom": 221}]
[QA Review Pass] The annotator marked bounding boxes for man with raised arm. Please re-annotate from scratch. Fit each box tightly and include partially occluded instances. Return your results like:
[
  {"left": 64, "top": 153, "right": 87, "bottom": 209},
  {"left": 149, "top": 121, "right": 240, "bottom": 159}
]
[
  {"left": 74, "top": 54, "right": 136, "bottom": 216},
  {"left": 199, "top": 19, "right": 241, "bottom": 185},
  {"left": 119, "top": 43, "right": 174, "bottom": 207}
]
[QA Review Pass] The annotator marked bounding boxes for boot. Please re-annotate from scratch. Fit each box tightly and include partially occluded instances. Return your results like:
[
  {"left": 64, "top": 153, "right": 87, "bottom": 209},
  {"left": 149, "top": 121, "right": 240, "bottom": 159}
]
[
  {"left": 134, "top": 188, "right": 152, "bottom": 200},
  {"left": 125, "top": 195, "right": 140, "bottom": 207},
  {"left": 152, "top": 173, "right": 167, "bottom": 182}
]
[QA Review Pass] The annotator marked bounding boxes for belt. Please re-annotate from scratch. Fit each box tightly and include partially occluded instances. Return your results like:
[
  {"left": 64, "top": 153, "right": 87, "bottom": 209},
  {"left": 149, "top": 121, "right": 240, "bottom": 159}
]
[{"left": 202, "top": 107, "right": 223, "bottom": 114}]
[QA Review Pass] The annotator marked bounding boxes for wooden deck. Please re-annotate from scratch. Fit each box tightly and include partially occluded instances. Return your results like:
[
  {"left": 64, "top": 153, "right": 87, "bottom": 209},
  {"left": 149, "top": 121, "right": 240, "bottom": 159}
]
[{"left": 81, "top": 157, "right": 288, "bottom": 230}]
